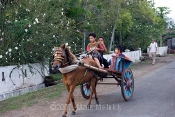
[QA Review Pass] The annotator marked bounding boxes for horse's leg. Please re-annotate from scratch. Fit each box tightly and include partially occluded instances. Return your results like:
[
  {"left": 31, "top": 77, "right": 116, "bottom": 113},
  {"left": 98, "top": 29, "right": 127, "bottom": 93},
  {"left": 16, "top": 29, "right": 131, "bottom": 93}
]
[
  {"left": 70, "top": 93, "right": 77, "bottom": 115},
  {"left": 94, "top": 78, "right": 99, "bottom": 105},
  {"left": 63, "top": 85, "right": 75, "bottom": 117},
  {"left": 66, "top": 85, "right": 70, "bottom": 92},
  {"left": 87, "top": 79, "right": 94, "bottom": 109}
]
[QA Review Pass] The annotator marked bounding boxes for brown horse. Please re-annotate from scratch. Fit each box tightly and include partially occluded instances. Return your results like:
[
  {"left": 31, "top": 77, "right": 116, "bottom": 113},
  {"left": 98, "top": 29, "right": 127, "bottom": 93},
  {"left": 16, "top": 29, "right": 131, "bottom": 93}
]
[{"left": 52, "top": 44, "right": 99, "bottom": 117}]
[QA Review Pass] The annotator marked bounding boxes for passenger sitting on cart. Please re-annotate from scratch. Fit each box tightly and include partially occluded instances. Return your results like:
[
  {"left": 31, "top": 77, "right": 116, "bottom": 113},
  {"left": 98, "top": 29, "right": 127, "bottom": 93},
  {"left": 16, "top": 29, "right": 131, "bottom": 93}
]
[
  {"left": 114, "top": 45, "right": 130, "bottom": 60},
  {"left": 108, "top": 45, "right": 130, "bottom": 71},
  {"left": 86, "top": 33, "right": 103, "bottom": 68},
  {"left": 98, "top": 37, "right": 109, "bottom": 68}
]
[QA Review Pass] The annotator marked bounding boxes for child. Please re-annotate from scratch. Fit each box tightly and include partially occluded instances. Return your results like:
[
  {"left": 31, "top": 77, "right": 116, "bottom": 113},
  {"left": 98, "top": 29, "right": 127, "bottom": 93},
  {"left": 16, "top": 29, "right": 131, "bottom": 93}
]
[
  {"left": 86, "top": 33, "right": 103, "bottom": 68},
  {"left": 114, "top": 45, "right": 130, "bottom": 60},
  {"left": 98, "top": 37, "right": 107, "bottom": 53},
  {"left": 98, "top": 37, "right": 109, "bottom": 68},
  {"left": 108, "top": 45, "right": 130, "bottom": 71}
]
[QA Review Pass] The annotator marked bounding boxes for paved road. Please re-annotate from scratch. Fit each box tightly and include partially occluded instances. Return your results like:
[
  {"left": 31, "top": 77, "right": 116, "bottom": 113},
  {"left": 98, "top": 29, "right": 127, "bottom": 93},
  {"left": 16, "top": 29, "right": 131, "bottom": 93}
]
[{"left": 69, "top": 60, "right": 175, "bottom": 117}]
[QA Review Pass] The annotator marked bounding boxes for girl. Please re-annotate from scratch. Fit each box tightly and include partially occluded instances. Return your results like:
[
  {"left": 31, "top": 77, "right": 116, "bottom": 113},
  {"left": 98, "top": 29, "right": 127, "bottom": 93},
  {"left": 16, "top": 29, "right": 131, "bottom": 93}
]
[
  {"left": 114, "top": 46, "right": 130, "bottom": 60},
  {"left": 108, "top": 46, "right": 130, "bottom": 71}
]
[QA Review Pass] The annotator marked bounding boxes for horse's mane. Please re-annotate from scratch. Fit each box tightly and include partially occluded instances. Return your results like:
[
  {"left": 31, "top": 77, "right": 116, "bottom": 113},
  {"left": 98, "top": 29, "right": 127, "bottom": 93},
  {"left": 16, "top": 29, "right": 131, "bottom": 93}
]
[{"left": 64, "top": 46, "right": 77, "bottom": 64}]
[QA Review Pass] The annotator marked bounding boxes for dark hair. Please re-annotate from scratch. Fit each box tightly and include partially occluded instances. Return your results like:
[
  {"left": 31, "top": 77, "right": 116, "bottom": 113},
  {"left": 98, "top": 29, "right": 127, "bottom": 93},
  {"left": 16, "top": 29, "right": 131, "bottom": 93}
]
[
  {"left": 98, "top": 36, "right": 104, "bottom": 40},
  {"left": 88, "top": 33, "right": 96, "bottom": 38},
  {"left": 115, "top": 45, "right": 122, "bottom": 52}
]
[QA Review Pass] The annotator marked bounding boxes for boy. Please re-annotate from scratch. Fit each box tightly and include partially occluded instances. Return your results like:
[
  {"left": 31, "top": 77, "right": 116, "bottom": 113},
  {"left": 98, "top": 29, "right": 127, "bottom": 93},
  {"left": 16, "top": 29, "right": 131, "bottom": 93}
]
[
  {"left": 86, "top": 33, "right": 103, "bottom": 68},
  {"left": 98, "top": 37, "right": 109, "bottom": 68}
]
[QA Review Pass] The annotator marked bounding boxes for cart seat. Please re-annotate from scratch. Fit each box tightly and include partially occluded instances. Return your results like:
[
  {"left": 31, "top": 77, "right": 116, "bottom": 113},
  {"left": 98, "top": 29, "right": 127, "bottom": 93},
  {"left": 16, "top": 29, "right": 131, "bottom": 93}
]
[{"left": 107, "top": 56, "right": 132, "bottom": 73}]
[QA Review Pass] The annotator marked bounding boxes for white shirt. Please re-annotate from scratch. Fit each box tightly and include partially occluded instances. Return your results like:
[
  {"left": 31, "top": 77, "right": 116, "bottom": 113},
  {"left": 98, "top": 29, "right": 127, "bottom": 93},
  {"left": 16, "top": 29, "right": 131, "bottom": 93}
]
[{"left": 149, "top": 42, "right": 158, "bottom": 52}]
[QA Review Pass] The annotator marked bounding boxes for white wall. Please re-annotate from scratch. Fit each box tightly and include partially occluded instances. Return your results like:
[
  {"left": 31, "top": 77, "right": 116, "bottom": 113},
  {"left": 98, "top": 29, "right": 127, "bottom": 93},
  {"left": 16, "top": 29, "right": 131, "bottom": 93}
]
[
  {"left": 147, "top": 46, "right": 168, "bottom": 56},
  {"left": 103, "top": 49, "right": 141, "bottom": 63},
  {"left": 0, "top": 63, "right": 48, "bottom": 94}
]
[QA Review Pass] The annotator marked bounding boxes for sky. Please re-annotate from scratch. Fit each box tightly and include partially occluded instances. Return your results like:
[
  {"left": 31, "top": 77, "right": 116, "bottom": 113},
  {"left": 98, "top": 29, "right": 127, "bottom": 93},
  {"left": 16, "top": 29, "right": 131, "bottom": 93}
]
[{"left": 154, "top": 0, "right": 175, "bottom": 20}]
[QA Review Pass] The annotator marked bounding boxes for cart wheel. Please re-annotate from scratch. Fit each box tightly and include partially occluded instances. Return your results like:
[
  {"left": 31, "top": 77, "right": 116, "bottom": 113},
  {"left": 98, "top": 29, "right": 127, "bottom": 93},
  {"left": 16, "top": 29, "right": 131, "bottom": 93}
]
[
  {"left": 80, "top": 83, "right": 91, "bottom": 99},
  {"left": 121, "top": 68, "right": 134, "bottom": 101}
]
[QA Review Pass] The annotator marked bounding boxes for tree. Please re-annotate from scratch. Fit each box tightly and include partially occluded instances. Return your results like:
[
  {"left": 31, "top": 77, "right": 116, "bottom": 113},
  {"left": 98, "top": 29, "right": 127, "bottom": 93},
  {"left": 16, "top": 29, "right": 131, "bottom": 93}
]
[
  {"left": 0, "top": 0, "right": 76, "bottom": 66},
  {"left": 0, "top": 0, "right": 171, "bottom": 67},
  {"left": 155, "top": 7, "right": 170, "bottom": 46}
]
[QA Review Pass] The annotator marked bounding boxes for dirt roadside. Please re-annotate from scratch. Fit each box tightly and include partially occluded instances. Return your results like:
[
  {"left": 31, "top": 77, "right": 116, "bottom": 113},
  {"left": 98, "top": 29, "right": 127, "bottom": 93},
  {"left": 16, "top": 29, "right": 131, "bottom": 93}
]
[{"left": 1, "top": 55, "right": 175, "bottom": 117}]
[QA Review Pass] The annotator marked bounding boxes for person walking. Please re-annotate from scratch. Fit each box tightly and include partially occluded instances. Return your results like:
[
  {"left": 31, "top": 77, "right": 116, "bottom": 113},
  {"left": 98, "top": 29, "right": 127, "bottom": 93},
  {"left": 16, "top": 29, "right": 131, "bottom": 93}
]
[{"left": 149, "top": 39, "right": 158, "bottom": 65}]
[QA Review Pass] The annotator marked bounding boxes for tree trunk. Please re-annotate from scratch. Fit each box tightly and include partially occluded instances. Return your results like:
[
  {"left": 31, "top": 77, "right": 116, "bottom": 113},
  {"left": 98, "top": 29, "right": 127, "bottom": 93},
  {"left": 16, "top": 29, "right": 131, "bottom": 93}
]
[
  {"left": 109, "top": 24, "right": 116, "bottom": 52},
  {"left": 119, "top": 30, "right": 122, "bottom": 44},
  {"left": 159, "top": 35, "right": 162, "bottom": 47},
  {"left": 83, "top": 29, "right": 86, "bottom": 52}
]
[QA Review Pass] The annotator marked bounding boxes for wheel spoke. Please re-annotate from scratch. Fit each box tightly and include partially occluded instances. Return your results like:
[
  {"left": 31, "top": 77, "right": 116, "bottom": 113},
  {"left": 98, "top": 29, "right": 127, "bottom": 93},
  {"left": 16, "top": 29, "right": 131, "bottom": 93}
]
[
  {"left": 85, "top": 89, "right": 89, "bottom": 96},
  {"left": 127, "top": 72, "right": 129, "bottom": 78},
  {"left": 130, "top": 87, "right": 132, "bottom": 93},
  {"left": 128, "top": 87, "right": 131, "bottom": 92},
  {"left": 83, "top": 87, "right": 86, "bottom": 91},
  {"left": 84, "top": 88, "right": 87, "bottom": 95},
  {"left": 124, "top": 86, "right": 129, "bottom": 97},
  {"left": 128, "top": 90, "right": 131, "bottom": 96},
  {"left": 124, "top": 86, "right": 127, "bottom": 89},
  {"left": 124, "top": 80, "right": 127, "bottom": 85},
  {"left": 130, "top": 78, "right": 132, "bottom": 84},
  {"left": 84, "top": 86, "right": 88, "bottom": 95},
  {"left": 126, "top": 90, "right": 130, "bottom": 97},
  {"left": 87, "top": 89, "right": 90, "bottom": 96},
  {"left": 125, "top": 72, "right": 128, "bottom": 79},
  {"left": 124, "top": 88, "right": 127, "bottom": 96},
  {"left": 83, "top": 85, "right": 90, "bottom": 96},
  {"left": 128, "top": 74, "right": 131, "bottom": 80},
  {"left": 124, "top": 73, "right": 126, "bottom": 80}
]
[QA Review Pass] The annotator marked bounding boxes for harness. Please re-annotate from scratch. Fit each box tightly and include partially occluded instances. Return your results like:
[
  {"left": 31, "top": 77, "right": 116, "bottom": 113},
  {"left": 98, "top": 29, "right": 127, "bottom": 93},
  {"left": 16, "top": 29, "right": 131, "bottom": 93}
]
[
  {"left": 53, "top": 48, "right": 70, "bottom": 67},
  {"left": 76, "top": 68, "right": 99, "bottom": 86},
  {"left": 53, "top": 47, "right": 98, "bottom": 85},
  {"left": 77, "top": 69, "right": 88, "bottom": 85}
]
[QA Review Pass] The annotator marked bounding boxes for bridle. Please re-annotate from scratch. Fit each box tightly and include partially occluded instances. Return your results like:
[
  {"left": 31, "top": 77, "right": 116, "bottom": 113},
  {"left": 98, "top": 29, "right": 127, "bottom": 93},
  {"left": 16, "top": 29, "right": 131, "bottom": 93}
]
[{"left": 53, "top": 48, "right": 70, "bottom": 67}]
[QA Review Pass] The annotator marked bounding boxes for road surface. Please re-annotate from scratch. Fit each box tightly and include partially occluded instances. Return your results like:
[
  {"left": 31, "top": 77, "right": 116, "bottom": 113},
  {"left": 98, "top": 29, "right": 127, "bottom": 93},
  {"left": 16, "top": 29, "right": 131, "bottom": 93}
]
[{"left": 69, "top": 60, "right": 175, "bottom": 117}]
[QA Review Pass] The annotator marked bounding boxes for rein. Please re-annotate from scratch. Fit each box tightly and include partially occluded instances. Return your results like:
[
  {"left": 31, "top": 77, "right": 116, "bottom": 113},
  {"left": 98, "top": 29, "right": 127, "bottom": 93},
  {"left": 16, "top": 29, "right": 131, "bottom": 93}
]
[{"left": 77, "top": 69, "right": 88, "bottom": 85}]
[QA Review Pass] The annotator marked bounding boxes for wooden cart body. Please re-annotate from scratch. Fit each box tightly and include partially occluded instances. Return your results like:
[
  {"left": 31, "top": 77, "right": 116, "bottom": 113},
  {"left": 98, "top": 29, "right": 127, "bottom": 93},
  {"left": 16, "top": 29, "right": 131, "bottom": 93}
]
[{"left": 80, "top": 56, "right": 134, "bottom": 101}]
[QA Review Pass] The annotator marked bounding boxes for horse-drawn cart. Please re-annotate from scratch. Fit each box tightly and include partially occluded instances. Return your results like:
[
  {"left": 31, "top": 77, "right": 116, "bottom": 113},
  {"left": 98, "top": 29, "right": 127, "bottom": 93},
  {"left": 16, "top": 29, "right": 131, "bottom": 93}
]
[
  {"left": 80, "top": 56, "right": 134, "bottom": 101},
  {"left": 52, "top": 45, "right": 134, "bottom": 117}
]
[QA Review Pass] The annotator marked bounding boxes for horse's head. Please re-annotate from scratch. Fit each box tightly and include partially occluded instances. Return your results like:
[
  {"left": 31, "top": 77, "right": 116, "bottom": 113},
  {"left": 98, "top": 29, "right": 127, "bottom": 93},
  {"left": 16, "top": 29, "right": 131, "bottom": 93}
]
[{"left": 52, "top": 44, "right": 76, "bottom": 70}]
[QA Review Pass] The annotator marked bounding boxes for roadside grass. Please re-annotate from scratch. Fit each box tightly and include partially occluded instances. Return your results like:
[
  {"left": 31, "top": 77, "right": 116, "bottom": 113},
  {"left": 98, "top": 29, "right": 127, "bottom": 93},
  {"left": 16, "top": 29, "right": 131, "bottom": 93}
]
[
  {"left": 168, "top": 54, "right": 175, "bottom": 56},
  {"left": 130, "top": 54, "right": 175, "bottom": 70},
  {"left": 130, "top": 60, "right": 152, "bottom": 70},
  {"left": 0, "top": 84, "right": 65, "bottom": 114},
  {"left": 51, "top": 73, "right": 62, "bottom": 81}
]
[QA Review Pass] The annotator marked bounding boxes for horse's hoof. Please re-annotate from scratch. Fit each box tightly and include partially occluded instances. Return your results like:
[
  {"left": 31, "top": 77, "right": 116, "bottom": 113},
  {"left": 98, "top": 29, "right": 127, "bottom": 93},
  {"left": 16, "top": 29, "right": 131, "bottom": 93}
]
[
  {"left": 62, "top": 115, "right": 67, "bottom": 117},
  {"left": 71, "top": 111, "right": 76, "bottom": 115},
  {"left": 87, "top": 105, "right": 90, "bottom": 109},
  {"left": 96, "top": 101, "right": 99, "bottom": 105}
]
